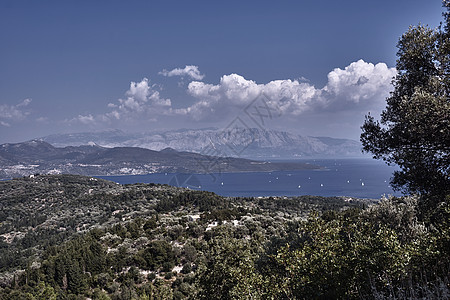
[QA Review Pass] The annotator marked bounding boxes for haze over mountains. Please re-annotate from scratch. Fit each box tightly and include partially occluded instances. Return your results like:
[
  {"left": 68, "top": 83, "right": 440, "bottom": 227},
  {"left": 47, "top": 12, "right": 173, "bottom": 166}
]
[{"left": 41, "top": 128, "right": 365, "bottom": 159}]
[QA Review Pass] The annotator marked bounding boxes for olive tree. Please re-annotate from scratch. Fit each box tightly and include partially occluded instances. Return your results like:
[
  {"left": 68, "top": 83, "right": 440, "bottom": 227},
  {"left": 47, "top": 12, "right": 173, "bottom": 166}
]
[{"left": 361, "top": 1, "right": 450, "bottom": 198}]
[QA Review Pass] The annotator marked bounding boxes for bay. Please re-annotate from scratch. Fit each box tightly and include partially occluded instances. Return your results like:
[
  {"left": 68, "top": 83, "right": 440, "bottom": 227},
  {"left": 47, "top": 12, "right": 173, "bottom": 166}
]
[{"left": 97, "top": 158, "right": 402, "bottom": 199}]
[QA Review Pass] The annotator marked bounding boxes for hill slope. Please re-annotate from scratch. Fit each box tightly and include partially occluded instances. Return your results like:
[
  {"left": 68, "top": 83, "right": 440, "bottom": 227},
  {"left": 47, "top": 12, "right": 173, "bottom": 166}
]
[
  {"left": 0, "top": 174, "right": 447, "bottom": 299},
  {"left": 0, "top": 174, "right": 369, "bottom": 291}
]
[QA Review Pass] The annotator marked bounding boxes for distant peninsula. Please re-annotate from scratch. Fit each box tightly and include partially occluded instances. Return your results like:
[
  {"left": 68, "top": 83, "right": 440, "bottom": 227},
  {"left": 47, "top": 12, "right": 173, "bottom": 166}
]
[{"left": 0, "top": 140, "right": 320, "bottom": 179}]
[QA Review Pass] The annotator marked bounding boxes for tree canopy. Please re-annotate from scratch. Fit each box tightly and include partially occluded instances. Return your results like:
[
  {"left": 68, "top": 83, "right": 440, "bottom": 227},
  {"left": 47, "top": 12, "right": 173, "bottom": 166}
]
[{"left": 361, "top": 1, "right": 450, "bottom": 198}]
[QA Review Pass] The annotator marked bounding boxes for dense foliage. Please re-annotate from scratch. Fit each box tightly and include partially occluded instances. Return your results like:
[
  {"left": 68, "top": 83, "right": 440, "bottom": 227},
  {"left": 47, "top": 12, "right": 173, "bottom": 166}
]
[
  {"left": 361, "top": 1, "right": 450, "bottom": 198},
  {"left": 0, "top": 175, "right": 448, "bottom": 299}
]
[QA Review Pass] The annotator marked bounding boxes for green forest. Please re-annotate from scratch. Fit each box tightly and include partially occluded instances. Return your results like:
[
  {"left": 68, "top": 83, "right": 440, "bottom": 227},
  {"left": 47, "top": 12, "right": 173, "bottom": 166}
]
[
  {"left": 0, "top": 174, "right": 448, "bottom": 299},
  {"left": 1, "top": 1, "right": 449, "bottom": 299}
]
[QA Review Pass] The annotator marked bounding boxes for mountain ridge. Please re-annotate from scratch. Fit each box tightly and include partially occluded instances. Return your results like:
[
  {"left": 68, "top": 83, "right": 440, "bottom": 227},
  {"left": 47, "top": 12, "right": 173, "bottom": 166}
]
[{"left": 41, "top": 128, "right": 366, "bottom": 159}]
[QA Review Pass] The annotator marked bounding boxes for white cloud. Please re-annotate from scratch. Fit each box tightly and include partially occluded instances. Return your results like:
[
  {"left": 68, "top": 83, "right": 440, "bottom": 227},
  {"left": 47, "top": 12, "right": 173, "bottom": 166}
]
[
  {"left": 68, "top": 60, "right": 396, "bottom": 137},
  {"left": 73, "top": 78, "right": 172, "bottom": 126},
  {"left": 17, "top": 98, "right": 32, "bottom": 107},
  {"left": 77, "top": 114, "right": 95, "bottom": 125},
  {"left": 178, "top": 60, "right": 396, "bottom": 120},
  {"left": 110, "top": 78, "right": 171, "bottom": 118},
  {"left": 36, "top": 117, "right": 48, "bottom": 123},
  {"left": 322, "top": 60, "right": 396, "bottom": 109},
  {"left": 0, "top": 98, "right": 32, "bottom": 126},
  {"left": 159, "top": 65, "right": 205, "bottom": 80}
]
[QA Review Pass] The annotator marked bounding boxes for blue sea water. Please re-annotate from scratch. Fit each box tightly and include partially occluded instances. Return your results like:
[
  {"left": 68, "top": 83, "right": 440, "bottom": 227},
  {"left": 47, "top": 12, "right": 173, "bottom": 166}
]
[{"left": 98, "top": 159, "right": 402, "bottom": 199}]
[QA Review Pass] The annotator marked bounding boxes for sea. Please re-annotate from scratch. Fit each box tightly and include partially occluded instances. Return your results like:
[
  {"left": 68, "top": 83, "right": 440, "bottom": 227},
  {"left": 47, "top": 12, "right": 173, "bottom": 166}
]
[{"left": 97, "top": 158, "right": 403, "bottom": 199}]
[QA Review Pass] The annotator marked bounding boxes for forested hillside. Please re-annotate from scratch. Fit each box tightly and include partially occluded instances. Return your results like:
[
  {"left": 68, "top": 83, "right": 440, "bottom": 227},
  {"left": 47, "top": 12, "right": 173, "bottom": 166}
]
[{"left": 0, "top": 174, "right": 448, "bottom": 299}]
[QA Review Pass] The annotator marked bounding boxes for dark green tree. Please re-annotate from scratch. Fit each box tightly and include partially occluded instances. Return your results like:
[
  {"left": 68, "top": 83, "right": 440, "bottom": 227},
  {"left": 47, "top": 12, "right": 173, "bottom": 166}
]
[
  {"left": 135, "top": 240, "right": 176, "bottom": 271},
  {"left": 361, "top": 1, "right": 450, "bottom": 198}
]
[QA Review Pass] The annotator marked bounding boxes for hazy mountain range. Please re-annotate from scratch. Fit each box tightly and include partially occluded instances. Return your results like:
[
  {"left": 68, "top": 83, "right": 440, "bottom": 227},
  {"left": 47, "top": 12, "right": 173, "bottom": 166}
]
[
  {"left": 0, "top": 140, "right": 319, "bottom": 179},
  {"left": 41, "top": 128, "right": 365, "bottom": 159}
]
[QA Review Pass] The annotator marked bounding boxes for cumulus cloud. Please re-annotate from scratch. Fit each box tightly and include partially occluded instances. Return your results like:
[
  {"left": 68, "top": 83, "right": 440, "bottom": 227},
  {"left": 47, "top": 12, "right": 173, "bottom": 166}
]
[
  {"left": 0, "top": 98, "right": 32, "bottom": 126},
  {"left": 109, "top": 78, "right": 171, "bottom": 118},
  {"left": 159, "top": 65, "right": 205, "bottom": 80},
  {"left": 177, "top": 60, "right": 396, "bottom": 120},
  {"left": 69, "top": 60, "right": 396, "bottom": 136},
  {"left": 77, "top": 114, "right": 96, "bottom": 125},
  {"left": 36, "top": 117, "right": 48, "bottom": 123},
  {"left": 17, "top": 98, "right": 32, "bottom": 107},
  {"left": 74, "top": 78, "right": 172, "bottom": 126},
  {"left": 322, "top": 60, "right": 396, "bottom": 109}
]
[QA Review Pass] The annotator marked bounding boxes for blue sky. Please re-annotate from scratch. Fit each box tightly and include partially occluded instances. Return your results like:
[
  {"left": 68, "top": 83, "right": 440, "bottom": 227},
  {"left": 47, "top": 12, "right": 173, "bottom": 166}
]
[{"left": 0, "top": 0, "right": 444, "bottom": 143}]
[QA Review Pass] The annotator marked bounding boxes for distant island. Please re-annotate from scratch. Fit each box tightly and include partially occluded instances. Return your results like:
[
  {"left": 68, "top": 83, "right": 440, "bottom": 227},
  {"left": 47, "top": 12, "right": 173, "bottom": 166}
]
[
  {"left": 40, "top": 127, "right": 366, "bottom": 159},
  {"left": 0, "top": 140, "right": 320, "bottom": 179}
]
